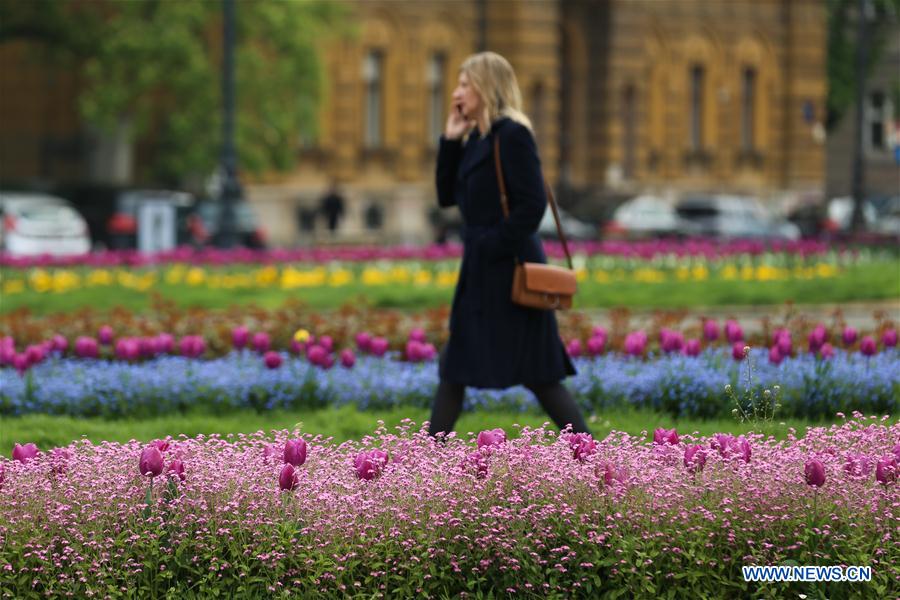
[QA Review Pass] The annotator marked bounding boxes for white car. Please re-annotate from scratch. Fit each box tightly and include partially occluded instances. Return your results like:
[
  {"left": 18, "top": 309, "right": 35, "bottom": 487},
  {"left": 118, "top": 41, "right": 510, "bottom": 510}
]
[
  {"left": 0, "top": 193, "right": 91, "bottom": 256},
  {"left": 605, "top": 194, "right": 685, "bottom": 237},
  {"left": 826, "top": 197, "right": 878, "bottom": 231}
]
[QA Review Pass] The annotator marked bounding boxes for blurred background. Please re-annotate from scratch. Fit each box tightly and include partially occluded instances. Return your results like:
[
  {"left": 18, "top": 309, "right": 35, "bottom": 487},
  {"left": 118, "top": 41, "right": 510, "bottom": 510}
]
[{"left": 0, "top": 0, "right": 898, "bottom": 255}]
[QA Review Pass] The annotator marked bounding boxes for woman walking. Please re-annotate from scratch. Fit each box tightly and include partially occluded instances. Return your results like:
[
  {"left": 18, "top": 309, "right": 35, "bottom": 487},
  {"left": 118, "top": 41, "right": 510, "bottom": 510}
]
[{"left": 428, "top": 51, "right": 591, "bottom": 438}]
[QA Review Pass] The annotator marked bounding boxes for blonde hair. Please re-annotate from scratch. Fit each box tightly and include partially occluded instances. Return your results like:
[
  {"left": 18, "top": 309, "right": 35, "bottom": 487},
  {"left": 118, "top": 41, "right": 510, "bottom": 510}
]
[{"left": 460, "top": 51, "right": 532, "bottom": 132}]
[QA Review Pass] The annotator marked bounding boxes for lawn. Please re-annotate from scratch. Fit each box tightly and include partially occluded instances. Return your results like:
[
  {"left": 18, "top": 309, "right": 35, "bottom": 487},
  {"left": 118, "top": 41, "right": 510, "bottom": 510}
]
[{"left": 0, "top": 405, "right": 838, "bottom": 457}]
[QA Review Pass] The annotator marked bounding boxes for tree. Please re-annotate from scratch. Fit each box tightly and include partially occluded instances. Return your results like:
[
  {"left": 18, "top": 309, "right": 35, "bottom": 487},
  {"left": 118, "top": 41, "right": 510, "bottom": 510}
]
[{"left": 0, "top": 0, "right": 347, "bottom": 186}]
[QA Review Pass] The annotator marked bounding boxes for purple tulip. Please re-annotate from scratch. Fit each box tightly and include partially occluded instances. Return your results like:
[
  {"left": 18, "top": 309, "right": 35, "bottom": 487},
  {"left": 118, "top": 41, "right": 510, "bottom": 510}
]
[
  {"left": 139, "top": 446, "right": 164, "bottom": 477},
  {"left": 725, "top": 320, "right": 743, "bottom": 344},
  {"left": 711, "top": 433, "right": 736, "bottom": 456},
  {"left": 98, "top": 325, "right": 114, "bottom": 345},
  {"left": 340, "top": 349, "right": 356, "bottom": 368},
  {"left": 860, "top": 336, "right": 877, "bottom": 357},
  {"left": 586, "top": 336, "right": 605, "bottom": 356},
  {"left": 477, "top": 428, "right": 507, "bottom": 449},
  {"left": 776, "top": 332, "right": 792, "bottom": 356},
  {"left": 598, "top": 462, "right": 628, "bottom": 487},
  {"left": 682, "top": 338, "right": 701, "bottom": 357},
  {"left": 115, "top": 338, "right": 141, "bottom": 361},
  {"left": 279, "top": 463, "right": 299, "bottom": 491},
  {"left": 566, "top": 339, "right": 583, "bottom": 358},
  {"left": 804, "top": 458, "right": 826, "bottom": 487},
  {"left": 409, "top": 328, "right": 427, "bottom": 343},
  {"left": 875, "top": 457, "right": 897, "bottom": 485},
  {"left": 807, "top": 325, "right": 827, "bottom": 353},
  {"left": 684, "top": 445, "right": 707, "bottom": 473},
  {"left": 734, "top": 436, "right": 752, "bottom": 462},
  {"left": 179, "top": 335, "right": 205, "bottom": 359},
  {"left": 264, "top": 351, "right": 283, "bottom": 369},
  {"left": 653, "top": 428, "right": 679, "bottom": 446},
  {"left": 354, "top": 449, "right": 388, "bottom": 481},
  {"left": 232, "top": 326, "right": 249, "bottom": 349},
  {"left": 732, "top": 342, "right": 748, "bottom": 361},
  {"left": 156, "top": 333, "right": 174, "bottom": 354},
  {"left": 167, "top": 460, "right": 186, "bottom": 482},
  {"left": 703, "top": 319, "right": 720, "bottom": 342},
  {"left": 563, "top": 433, "right": 597, "bottom": 461},
  {"left": 843, "top": 452, "right": 872, "bottom": 477},
  {"left": 369, "top": 337, "right": 389, "bottom": 357},
  {"left": 819, "top": 343, "right": 835, "bottom": 360},
  {"left": 660, "top": 329, "right": 684, "bottom": 354},
  {"left": 283, "top": 439, "right": 308, "bottom": 467},
  {"left": 150, "top": 439, "right": 170, "bottom": 453},
  {"left": 624, "top": 331, "right": 647, "bottom": 357},
  {"left": 841, "top": 326, "right": 858, "bottom": 346},
  {"left": 74, "top": 336, "right": 99, "bottom": 359},
  {"left": 355, "top": 332, "right": 372, "bottom": 353},
  {"left": 12, "top": 442, "right": 39, "bottom": 463},
  {"left": 251, "top": 332, "right": 270, "bottom": 354},
  {"left": 307, "top": 345, "right": 328, "bottom": 367},
  {"left": 883, "top": 328, "right": 898, "bottom": 348},
  {"left": 0, "top": 462, "right": 4, "bottom": 486}
]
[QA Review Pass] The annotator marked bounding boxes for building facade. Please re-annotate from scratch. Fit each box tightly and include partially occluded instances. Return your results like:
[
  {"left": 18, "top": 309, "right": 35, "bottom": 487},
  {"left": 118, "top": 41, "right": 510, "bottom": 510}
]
[{"left": 0, "top": 0, "right": 829, "bottom": 246}]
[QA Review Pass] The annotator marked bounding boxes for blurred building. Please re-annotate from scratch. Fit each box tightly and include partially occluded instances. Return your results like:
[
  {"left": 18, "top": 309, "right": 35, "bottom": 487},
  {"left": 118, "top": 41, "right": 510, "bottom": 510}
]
[{"left": 0, "top": 0, "right": 830, "bottom": 245}]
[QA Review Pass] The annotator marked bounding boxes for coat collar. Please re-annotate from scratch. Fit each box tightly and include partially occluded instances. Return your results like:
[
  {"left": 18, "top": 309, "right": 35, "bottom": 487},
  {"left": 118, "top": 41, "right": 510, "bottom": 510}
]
[{"left": 458, "top": 117, "right": 511, "bottom": 177}]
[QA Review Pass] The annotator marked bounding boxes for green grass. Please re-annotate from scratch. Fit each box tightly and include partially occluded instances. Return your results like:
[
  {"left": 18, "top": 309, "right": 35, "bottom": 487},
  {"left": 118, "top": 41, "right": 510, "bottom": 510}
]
[
  {"left": 2, "top": 261, "right": 898, "bottom": 315},
  {"left": 0, "top": 405, "right": 836, "bottom": 456}
]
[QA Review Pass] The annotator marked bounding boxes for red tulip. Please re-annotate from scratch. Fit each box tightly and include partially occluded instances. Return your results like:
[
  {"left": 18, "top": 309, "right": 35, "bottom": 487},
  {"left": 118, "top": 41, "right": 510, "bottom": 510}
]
[
  {"left": 139, "top": 446, "right": 164, "bottom": 477},
  {"left": 804, "top": 458, "right": 825, "bottom": 487},
  {"left": 283, "top": 439, "right": 308, "bottom": 467},
  {"left": 279, "top": 463, "right": 299, "bottom": 491},
  {"left": 12, "top": 442, "right": 39, "bottom": 463}
]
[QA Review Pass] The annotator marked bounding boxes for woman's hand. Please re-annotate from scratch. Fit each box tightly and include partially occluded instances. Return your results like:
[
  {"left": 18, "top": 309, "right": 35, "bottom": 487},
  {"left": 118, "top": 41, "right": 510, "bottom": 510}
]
[{"left": 444, "top": 103, "right": 472, "bottom": 140}]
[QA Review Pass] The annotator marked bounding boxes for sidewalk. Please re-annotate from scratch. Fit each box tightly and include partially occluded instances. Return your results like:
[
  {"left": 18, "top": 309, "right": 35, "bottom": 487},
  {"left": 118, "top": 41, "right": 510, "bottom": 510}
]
[{"left": 579, "top": 299, "right": 900, "bottom": 335}]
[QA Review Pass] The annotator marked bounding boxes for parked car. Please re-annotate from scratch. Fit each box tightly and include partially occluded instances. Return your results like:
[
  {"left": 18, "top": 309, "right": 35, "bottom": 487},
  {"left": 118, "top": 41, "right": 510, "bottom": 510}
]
[
  {"left": 0, "top": 192, "right": 91, "bottom": 256},
  {"left": 193, "top": 198, "right": 267, "bottom": 249},
  {"left": 603, "top": 194, "right": 686, "bottom": 238},
  {"left": 675, "top": 194, "right": 801, "bottom": 240},
  {"left": 54, "top": 185, "right": 200, "bottom": 250},
  {"left": 869, "top": 194, "right": 900, "bottom": 236},
  {"left": 824, "top": 196, "right": 878, "bottom": 233},
  {"left": 538, "top": 206, "right": 597, "bottom": 241}
]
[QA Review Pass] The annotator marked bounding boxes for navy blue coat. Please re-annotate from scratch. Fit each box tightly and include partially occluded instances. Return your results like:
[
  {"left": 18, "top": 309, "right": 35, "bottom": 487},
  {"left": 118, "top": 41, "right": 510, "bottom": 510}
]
[{"left": 436, "top": 117, "right": 576, "bottom": 389}]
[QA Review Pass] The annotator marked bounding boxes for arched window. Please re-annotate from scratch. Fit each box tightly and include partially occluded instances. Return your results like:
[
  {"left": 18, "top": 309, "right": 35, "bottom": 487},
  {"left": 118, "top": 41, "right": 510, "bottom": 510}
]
[
  {"left": 689, "top": 64, "right": 705, "bottom": 151},
  {"left": 741, "top": 66, "right": 757, "bottom": 152}
]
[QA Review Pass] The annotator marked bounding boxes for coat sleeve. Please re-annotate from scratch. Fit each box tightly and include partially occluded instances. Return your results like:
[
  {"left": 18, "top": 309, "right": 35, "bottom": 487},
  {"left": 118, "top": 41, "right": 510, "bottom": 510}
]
[
  {"left": 435, "top": 136, "right": 464, "bottom": 208},
  {"left": 478, "top": 124, "right": 546, "bottom": 259}
]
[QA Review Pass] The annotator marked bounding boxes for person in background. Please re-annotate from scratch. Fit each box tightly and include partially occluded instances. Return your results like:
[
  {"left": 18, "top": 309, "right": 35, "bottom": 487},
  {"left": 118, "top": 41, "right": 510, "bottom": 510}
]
[{"left": 319, "top": 180, "right": 345, "bottom": 235}]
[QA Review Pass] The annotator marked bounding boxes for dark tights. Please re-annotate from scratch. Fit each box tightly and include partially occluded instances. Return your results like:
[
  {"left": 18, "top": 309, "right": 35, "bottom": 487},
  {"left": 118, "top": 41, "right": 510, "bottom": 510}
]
[{"left": 427, "top": 380, "right": 592, "bottom": 437}]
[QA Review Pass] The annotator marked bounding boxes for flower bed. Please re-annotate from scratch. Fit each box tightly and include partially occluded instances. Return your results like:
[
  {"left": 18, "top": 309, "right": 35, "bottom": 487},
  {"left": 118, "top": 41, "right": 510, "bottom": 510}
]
[
  {"left": 1, "top": 349, "right": 896, "bottom": 420},
  {"left": 1, "top": 416, "right": 897, "bottom": 598}
]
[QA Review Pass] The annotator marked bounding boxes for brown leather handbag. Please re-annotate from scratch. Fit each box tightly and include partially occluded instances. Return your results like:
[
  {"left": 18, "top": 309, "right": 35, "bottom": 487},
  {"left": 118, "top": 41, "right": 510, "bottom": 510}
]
[{"left": 493, "top": 136, "right": 578, "bottom": 310}]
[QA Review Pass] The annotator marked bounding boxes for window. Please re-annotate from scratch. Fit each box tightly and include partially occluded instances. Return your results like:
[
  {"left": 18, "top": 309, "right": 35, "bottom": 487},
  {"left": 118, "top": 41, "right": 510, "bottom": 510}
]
[
  {"left": 741, "top": 67, "right": 756, "bottom": 151},
  {"left": 363, "top": 50, "right": 384, "bottom": 148},
  {"left": 689, "top": 65, "right": 705, "bottom": 151},
  {"left": 427, "top": 53, "right": 446, "bottom": 144},
  {"left": 868, "top": 91, "right": 887, "bottom": 151}
]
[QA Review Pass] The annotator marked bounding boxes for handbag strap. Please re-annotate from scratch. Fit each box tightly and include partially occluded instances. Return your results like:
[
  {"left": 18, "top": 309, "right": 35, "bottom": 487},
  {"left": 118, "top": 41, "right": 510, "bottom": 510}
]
[{"left": 493, "top": 135, "right": 573, "bottom": 270}]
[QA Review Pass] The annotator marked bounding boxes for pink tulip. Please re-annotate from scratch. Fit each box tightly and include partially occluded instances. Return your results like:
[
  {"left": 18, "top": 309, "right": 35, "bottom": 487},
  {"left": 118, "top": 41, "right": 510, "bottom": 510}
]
[
  {"left": 804, "top": 458, "right": 826, "bottom": 487},
  {"left": 179, "top": 335, "right": 205, "bottom": 358},
  {"left": 0, "top": 345, "right": 14, "bottom": 366},
  {"left": 13, "top": 353, "right": 29, "bottom": 375},
  {"left": 307, "top": 345, "right": 328, "bottom": 367},
  {"left": 318, "top": 336, "right": 334, "bottom": 353},
  {"left": 354, "top": 449, "right": 388, "bottom": 481},
  {"left": 252, "top": 332, "right": 270, "bottom": 354},
  {"left": 156, "top": 333, "right": 174, "bottom": 354},
  {"left": 586, "top": 336, "right": 605, "bottom": 356},
  {"left": 409, "top": 328, "right": 427, "bottom": 343},
  {"left": 406, "top": 340, "right": 424, "bottom": 362},
  {"left": 12, "top": 443, "right": 39, "bottom": 463},
  {"left": 683, "top": 338, "right": 701, "bottom": 357},
  {"left": 264, "top": 351, "right": 283, "bottom": 369},
  {"left": 74, "top": 336, "right": 99, "bottom": 358},
  {"left": 421, "top": 343, "right": 436, "bottom": 361},
  {"left": 684, "top": 445, "right": 707, "bottom": 473},
  {"left": 279, "top": 463, "right": 299, "bottom": 491},
  {"left": 591, "top": 326, "right": 608, "bottom": 343},
  {"left": 660, "top": 329, "right": 684, "bottom": 353},
  {"left": 841, "top": 327, "right": 858, "bottom": 346},
  {"left": 734, "top": 436, "right": 752, "bottom": 462},
  {"left": 710, "top": 433, "right": 735, "bottom": 456},
  {"left": 25, "top": 344, "right": 45, "bottom": 365},
  {"left": 355, "top": 332, "right": 372, "bottom": 353},
  {"left": 369, "top": 337, "right": 389, "bottom": 357},
  {"left": 232, "top": 326, "right": 249, "bottom": 349},
  {"left": 283, "top": 439, "right": 308, "bottom": 467},
  {"left": 703, "top": 319, "right": 720, "bottom": 342},
  {"left": 566, "top": 339, "right": 582, "bottom": 358},
  {"left": 807, "top": 325, "right": 827, "bottom": 353},
  {"left": 819, "top": 343, "right": 835, "bottom": 360},
  {"left": 139, "top": 446, "right": 164, "bottom": 477},
  {"left": 624, "top": 331, "right": 647, "bottom": 357},
  {"left": 563, "top": 433, "right": 596, "bottom": 461},
  {"left": 115, "top": 338, "right": 140, "bottom": 361},
  {"left": 51, "top": 334, "right": 68, "bottom": 353},
  {"left": 875, "top": 457, "right": 897, "bottom": 485},
  {"left": 653, "top": 428, "right": 678, "bottom": 446},
  {"left": 768, "top": 345, "right": 783, "bottom": 365},
  {"left": 98, "top": 325, "right": 114, "bottom": 345},
  {"left": 167, "top": 460, "right": 186, "bottom": 482},
  {"left": 883, "top": 328, "right": 898, "bottom": 348},
  {"left": 725, "top": 320, "right": 743, "bottom": 344},
  {"left": 776, "top": 332, "right": 792, "bottom": 356},
  {"left": 149, "top": 439, "right": 169, "bottom": 453},
  {"left": 732, "top": 342, "right": 747, "bottom": 361},
  {"left": 598, "top": 462, "right": 628, "bottom": 487},
  {"left": 465, "top": 450, "right": 489, "bottom": 479},
  {"left": 477, "top": 428, "right": 507, "bottom": 449},
  {"left": 843, "top": 452, "right": 872, "bottom": 477},
  {"left": 340, "top": 349, "right": 356, "bottom": 368},
  {"left": 860, "top": 336, "right": 877, "bottom": 357}
]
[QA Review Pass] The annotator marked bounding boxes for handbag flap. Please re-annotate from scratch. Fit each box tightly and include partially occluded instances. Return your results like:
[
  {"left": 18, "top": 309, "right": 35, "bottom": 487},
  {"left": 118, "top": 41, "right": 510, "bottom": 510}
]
[{"left": 521, "top": 263, "right": 577, "bottom": 295}]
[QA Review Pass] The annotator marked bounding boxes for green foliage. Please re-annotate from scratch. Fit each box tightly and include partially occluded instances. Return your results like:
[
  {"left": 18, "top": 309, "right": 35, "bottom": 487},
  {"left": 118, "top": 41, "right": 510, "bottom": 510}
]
[{"left": 0, "top": 0, "right": 348, "bottom": 184}]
